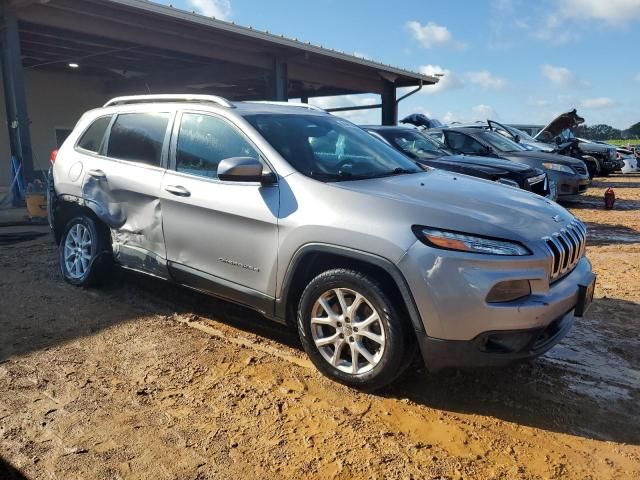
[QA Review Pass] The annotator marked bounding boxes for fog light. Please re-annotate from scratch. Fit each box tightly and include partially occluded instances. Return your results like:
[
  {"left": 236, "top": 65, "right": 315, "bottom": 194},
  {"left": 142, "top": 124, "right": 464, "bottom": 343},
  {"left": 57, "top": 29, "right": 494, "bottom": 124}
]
[{"left": 486, "top": 280, "right": 531, "bottom": 303}]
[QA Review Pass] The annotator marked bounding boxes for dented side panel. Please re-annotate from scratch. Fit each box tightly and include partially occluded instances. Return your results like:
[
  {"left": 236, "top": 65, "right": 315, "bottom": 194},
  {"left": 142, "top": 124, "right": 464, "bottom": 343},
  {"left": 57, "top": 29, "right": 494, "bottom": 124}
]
[{"left": 80, "top": 158, "right": 169, "bottom": 278}]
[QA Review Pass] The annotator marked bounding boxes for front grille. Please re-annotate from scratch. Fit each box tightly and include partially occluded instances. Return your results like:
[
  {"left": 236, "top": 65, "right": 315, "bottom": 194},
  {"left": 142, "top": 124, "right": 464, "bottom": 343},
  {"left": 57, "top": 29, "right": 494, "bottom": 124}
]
[
  {"left": 542, "top": 221, "right": 587, "bottom": 282},
  {"left": 573, "top": 165, "right": 587, "bottom": 175},
  {"left": 527, "top": 173, "right": 549, "bottom": 196}
]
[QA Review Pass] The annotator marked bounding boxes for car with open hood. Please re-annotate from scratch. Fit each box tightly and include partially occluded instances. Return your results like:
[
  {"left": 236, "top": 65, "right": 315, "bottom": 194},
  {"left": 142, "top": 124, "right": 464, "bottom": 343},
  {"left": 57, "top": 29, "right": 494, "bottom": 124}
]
[
  {"left": 422, "top": 125, "right": 590, "bottom": 198},
  {"left": 363, "top": 125, "right": 553, "bottom": 199},
  {"left": 49, "top": 95, "right": 595, "bottom": 390},
  {"left": 533, "top": 110, "right": 620, "bottom": 176}
]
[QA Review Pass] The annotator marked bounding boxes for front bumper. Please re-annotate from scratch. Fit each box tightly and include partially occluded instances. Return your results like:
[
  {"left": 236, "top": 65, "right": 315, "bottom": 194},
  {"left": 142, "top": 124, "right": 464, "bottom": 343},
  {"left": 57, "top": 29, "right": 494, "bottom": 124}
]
[
  {"left": 398, "top": 240, "right": 594, "bottom": 370},
  {"left": 548, "top": 171, "right": 589, "bottom": 197},
  {"left": 417, "top": 310, "right": 575, "bottom": 371}
]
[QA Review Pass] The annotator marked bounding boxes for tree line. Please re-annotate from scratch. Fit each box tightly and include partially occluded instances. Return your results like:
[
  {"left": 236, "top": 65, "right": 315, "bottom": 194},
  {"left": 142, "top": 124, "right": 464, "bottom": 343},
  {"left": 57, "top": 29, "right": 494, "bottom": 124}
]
[{"left": 575, "top": 122, "right": 640, "bottom": 141}]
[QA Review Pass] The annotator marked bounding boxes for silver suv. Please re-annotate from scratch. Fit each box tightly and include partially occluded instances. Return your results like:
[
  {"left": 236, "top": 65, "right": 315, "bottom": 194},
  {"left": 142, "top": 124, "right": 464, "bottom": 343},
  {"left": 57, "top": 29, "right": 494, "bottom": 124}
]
[{"left": 49, "top": 95, "right": 596, "bottom": 390}]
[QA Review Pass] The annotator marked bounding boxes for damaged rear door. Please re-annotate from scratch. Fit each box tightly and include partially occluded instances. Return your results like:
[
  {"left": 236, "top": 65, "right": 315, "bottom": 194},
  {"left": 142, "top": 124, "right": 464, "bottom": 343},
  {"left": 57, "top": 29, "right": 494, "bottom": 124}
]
[{"left": 81, "top": 109, "right": 173, "bottom": 277}]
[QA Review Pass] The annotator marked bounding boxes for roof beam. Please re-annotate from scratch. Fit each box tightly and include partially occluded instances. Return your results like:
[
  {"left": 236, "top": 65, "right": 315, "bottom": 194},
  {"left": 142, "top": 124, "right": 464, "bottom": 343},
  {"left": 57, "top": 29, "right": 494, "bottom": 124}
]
[{"left": 104, "top": 64, "right": 266, "bottom": 94}]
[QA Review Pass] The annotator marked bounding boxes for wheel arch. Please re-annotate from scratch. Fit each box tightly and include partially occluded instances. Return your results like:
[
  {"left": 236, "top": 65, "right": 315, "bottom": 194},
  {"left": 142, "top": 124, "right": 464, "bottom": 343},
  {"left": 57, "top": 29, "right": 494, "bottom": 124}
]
[
  {"left": 51, "top": 195, "right": 108, "bottom": 245},
  {"left": 276, "top": 244, "right": 425, "bottom": 335}
]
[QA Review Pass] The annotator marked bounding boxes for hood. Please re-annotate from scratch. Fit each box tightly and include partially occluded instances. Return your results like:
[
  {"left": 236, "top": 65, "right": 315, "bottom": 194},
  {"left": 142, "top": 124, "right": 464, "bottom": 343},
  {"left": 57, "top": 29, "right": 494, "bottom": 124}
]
[
  {"left": 535, "top": 109, "right": 584, "bottom": 140},
  {"left": 435, "top": 154, "right": 535, "bottom": 174},
  {"left": 499, "top": 150, "right": 586, "bottom": 167},
  {"left": 334, "top": 169, "right": 573, "bottom": 243},
  {"left": 575, "top": 139, "right": 614, "bottom": 155},
  {"left": 519, "top": 139, "right": 556, "bottom": 153}
]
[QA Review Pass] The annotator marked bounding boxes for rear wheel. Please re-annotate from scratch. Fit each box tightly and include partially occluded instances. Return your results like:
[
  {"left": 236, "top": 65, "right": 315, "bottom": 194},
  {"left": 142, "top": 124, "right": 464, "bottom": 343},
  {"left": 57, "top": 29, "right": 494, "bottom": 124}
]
[
  {"left": 59, "top": 215, "right": 110, "bottom": 286},
  {"left": 297, "top": 269, "right": 414, "bottom": 391}
]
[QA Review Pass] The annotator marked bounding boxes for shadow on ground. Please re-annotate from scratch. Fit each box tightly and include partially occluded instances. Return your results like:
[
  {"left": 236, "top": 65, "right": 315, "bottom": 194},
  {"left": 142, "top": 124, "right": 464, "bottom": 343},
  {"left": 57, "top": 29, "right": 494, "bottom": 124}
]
[
  {"left": 0, "top": 457, "right": 29, "bottom": 480},
  {"left": 560, "top": 194, "right": 640, "bottom": 211},
  {"left": 583, "top": 222, "right": 640, "bottom": 245}
]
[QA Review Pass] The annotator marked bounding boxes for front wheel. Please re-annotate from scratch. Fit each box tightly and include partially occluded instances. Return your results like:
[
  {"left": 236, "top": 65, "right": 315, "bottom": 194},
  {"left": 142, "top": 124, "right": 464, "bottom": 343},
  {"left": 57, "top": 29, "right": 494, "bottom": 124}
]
[
  {"left": 59, "top": 215, "right": 110, "bottom": 286},
  {"left": 297, "top": 269, "right": 415, "bottom": 391}
]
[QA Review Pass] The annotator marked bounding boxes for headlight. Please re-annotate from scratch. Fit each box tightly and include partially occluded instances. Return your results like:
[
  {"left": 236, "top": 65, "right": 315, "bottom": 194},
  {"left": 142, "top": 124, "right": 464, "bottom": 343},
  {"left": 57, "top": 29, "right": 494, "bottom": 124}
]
[
  {"left": 609, "top": 149, "right": 616, "bottom": 160},
  {"left": 496, "top": 177, "right": 520, "bottom": 188},
  {"left": 542, "top": 162, "right": 574, "bottom": 174},
  {"left": 412, "top": 227, "right": 531, "bottom": 256}
]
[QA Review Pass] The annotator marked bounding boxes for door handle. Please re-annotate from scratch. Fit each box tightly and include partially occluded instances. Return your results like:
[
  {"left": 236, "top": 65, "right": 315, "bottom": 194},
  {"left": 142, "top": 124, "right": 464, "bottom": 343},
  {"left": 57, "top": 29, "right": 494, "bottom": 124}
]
[
  {"left": 87, "top": 169, "right": 106, "bottom": 179},
  {"left": 165, "top": 185, "right": 191, "bottom": 197}
]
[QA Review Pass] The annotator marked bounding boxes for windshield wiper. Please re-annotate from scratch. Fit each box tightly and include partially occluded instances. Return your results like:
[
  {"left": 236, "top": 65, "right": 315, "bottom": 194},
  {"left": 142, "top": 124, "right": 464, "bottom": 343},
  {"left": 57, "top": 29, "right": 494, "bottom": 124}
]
[
  {"left": 364, "top": 167, "right": 418, "bottom": 179},
  {"left": 308, "top": 171, "right": 369, "bottom": 181}
]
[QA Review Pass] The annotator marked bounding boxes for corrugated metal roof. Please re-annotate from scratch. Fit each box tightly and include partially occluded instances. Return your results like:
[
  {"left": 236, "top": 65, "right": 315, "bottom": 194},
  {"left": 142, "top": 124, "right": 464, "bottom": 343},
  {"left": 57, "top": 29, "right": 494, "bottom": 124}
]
[{"left": 106, "top": 0, "right": 438, "bottom": 85}]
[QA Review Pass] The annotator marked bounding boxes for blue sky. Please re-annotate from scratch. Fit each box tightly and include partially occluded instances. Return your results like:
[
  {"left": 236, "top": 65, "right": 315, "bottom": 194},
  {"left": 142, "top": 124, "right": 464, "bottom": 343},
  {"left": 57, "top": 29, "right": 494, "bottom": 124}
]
[{"left": 164, "top": 0, "right": 640, "bottom": 129}]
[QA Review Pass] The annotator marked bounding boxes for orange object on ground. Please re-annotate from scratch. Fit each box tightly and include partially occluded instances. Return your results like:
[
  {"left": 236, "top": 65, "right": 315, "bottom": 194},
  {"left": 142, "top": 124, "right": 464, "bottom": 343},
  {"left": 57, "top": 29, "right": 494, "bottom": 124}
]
[{"left": 26, "top": 193, "right": 47, "bottom": 218}]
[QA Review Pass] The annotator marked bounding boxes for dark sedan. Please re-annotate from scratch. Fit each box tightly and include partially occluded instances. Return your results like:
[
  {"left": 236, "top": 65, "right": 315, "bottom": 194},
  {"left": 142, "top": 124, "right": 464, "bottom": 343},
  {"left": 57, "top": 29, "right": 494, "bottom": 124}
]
[
  {"left": 424, "top": 127, "right": 590, "bottom": 198},
  {"left": 364, "top": 126, "right": 553, "bottom": 198}
]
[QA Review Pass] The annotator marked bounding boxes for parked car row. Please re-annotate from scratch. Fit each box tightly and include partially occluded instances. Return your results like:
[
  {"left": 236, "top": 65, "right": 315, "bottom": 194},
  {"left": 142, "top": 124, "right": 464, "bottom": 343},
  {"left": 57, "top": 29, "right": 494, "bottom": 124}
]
[
  {"left": 395, "top": 114, "right": 588, "bottom": 199},
  {"left": 49, "top": 95, "right": 596, "bottom": 390}
]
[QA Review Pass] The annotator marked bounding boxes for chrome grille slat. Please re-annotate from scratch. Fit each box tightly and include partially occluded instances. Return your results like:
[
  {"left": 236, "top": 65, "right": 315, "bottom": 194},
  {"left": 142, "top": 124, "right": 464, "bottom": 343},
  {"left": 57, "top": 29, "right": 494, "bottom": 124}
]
[
  {"left": 565, "top": 228, "right": 579, "bottom": 264},
  {"left": 544, "top": 221, "right": 587, "bottom": 282}
]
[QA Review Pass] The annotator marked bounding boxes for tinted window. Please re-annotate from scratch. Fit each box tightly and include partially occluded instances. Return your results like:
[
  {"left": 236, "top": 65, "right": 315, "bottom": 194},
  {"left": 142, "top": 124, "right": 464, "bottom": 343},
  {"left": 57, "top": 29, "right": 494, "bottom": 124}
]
[
  {"left": 446, "top": 131, "right": 487, "bottom": 154},
  {"left": 107, "top": 113, "right": 169, "bottom": 166},
  {"left": 175, "top": 114, "right": 260, "bottom": 179},
  {"left": 478, "top": 131, "right": 525, "bottom": 153},
  {"left": 77, "top": 116, "right": 112, "bottom": 152},
  {"left": 245, "top": 114, "right": 420, "bottom": 181},
  {"left": 379, "top": 129, "right": 452, "bottom": 159}
]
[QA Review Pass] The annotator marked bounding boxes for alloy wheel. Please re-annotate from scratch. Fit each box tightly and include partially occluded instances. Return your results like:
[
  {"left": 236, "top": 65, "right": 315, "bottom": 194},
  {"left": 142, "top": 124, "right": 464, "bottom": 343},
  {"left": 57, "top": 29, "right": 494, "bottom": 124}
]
[
  {"left": 64, "top": 223, "right": 93, "bottom": 279},
  {"left": 310, "top": 288, "right": 386, "bottom": 374}
]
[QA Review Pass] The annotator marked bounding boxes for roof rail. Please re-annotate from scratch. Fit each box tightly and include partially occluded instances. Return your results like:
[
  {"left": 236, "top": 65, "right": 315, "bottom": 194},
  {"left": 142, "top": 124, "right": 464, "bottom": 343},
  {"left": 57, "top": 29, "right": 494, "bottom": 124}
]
[
  {"left": 103, "top": 94, "right": 234, "bottom": 108},
  {"left": 246, "top": 101, "right": 326, "bottom": 112}
]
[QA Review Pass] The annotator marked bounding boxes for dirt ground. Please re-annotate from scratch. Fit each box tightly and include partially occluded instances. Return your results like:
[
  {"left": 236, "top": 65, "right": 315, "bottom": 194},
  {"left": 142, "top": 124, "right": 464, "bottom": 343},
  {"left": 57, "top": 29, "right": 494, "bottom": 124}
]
[{"left": 1, "top": 175, "right": 639, "bottom": 480}]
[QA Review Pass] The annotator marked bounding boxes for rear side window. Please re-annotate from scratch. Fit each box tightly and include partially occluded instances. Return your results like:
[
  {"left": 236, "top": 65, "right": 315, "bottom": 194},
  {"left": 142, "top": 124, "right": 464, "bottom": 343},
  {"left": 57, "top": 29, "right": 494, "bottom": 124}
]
[
  {"left": 107, "top": 113, "right": 170, "bottom": 166},
  {"left": 175, "top": 113, "right": 259, "bottom": 179},
  {"left": 77, "top": 116, "right": 112, "bottom": 152},
  {"left": 446, "top": 131, "right": 486, "bottom": 154}
]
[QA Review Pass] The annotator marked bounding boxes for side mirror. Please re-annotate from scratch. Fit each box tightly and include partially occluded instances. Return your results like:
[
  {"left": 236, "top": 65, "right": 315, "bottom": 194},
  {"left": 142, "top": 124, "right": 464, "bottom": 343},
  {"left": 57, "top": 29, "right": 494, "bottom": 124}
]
[
  {"left": 483, "top": 145, "right": 494, "bottom": 155},
  {"left": 217, "top": 157, "right": 274, "bottom": 184},
  {"left": 514, "top": 134, "right": 521, "bottom": 143},
  {"left": 555, "top": 136, "right": 562, "bottom": 146}
]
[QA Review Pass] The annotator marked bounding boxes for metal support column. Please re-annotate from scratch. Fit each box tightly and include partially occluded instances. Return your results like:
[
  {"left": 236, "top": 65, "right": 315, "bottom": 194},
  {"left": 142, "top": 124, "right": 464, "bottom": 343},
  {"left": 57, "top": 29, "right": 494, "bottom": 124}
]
[
  {"left": 1, "top": 8, "right": 34, "bottom": 183},
  {"left": 381, "top": 81, "right": 397, "bottom": 126},
  {"left": 269, "top": 57, "right": 288, "bottom": 101}
]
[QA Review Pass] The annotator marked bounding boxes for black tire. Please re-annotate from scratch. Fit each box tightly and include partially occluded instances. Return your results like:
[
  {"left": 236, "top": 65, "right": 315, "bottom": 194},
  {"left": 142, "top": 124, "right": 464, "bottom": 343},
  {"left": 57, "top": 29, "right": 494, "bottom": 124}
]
[
  {"left": 58, "top": 214, "right": 111, "bottom": 287},
  {"left": 297, "top": 269, "right": 415, "bottom": 391}
]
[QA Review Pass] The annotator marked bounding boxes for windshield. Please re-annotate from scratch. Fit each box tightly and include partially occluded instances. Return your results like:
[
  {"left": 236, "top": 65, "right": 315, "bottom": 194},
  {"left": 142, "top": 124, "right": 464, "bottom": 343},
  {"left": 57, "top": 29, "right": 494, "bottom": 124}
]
[
  {"left": 244, "top": 114, "right": 421, "bottom": 181},
  {"left": 504, "top": 125, "right": 537, "bottom": 142},
  {"left": 479, "top": 131, "right": 526, "bottom": 153},
  {"left": 376, "top": 129, "right": 453, "bottom": 159}
]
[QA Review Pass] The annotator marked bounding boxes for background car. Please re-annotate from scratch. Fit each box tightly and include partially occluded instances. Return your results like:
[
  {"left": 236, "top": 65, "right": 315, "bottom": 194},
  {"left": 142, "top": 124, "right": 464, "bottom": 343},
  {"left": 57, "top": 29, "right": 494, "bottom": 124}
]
[
  {"left": 533, "top": 110, "right": 620, "bottom": 176},
  {"left": 424, "top": 126, "right": 590, "bottom": 198},
  {"left": 364, "top": 125, "right": 553, "bottom": 198},
  {"left": 451, "top": 119, "right": 603, "bottom": 180}
]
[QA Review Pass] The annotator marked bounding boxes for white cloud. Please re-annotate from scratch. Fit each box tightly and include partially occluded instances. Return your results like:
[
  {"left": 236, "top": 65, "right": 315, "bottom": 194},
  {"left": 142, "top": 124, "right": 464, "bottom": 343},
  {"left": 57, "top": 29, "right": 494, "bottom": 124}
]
[
  {"left": 527, "top": 98, "right": 551, "bottom": 108},
  {"left": 465, "top": 70, "right": 507, "bottom": 90},
  {"left": 406, "top": 21, "right": 466, "bottom": 49},
  {"left": 352, "top": 52, "right": 371, "bottom": 60},
  {"left": 308, "top": 95, "right": 380, "bottom": 125},
  {"left": 541, "top": 64, "right": 588, "bottom": 88},
  {"left": 419, "top": 65, "right": 464, "bottom": 93},
  {"left": 189, "top": 0, "right": 232, "bottom": 20},
  {"left": 580, "top": 97, "right": 614, "bottom": 109},
  {"left": 472, "top": 104, "right": 500, "bottom": 120},
  {"left": 557, "top": 0, "right": 640, "bottom": 24}
]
